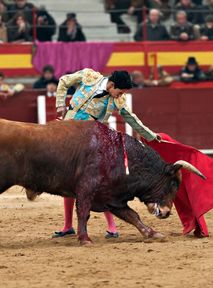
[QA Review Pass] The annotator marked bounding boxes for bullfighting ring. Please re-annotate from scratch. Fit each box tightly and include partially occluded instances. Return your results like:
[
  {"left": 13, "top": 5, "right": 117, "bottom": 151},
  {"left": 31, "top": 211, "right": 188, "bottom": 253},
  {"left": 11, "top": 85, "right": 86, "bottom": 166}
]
[{"left": 0, "top": 186, "right": 212, "bottom": 288}]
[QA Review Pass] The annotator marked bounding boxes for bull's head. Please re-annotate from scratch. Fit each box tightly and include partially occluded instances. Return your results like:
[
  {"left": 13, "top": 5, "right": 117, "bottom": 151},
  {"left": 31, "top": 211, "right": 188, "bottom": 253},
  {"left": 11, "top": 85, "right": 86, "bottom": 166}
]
[{"left": 145, "top": 160, "right": 206, "bottom": 219}]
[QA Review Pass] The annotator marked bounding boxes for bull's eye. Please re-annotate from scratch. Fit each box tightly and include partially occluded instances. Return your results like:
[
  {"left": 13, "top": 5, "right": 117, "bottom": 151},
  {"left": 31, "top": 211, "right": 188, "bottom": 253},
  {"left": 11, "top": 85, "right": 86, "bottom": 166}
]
[{"left": 171, "top": 180, "right": 179, "bottom": 190}]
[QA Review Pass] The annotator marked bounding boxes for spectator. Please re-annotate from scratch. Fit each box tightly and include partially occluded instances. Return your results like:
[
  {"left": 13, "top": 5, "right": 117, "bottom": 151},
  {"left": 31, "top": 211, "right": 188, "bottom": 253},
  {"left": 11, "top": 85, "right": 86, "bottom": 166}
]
[
  {"left": 0, "top": 0, "right": 8, "bottom": 22},
  {"left": 106, "top": 0, "right": 152, "bottom": 31},
  {"left": 33, "top": 65, "right": 58, "bottom": 89},
  {"left": 127, "top": 0, "right": 149, "bottom": 26},
  {"left": 36, "top": 7, "right": 56, "bottom": 42},
  {"left": 131, "top": 69, "right": 173, "bottom": 88},
  {"left": 176, "top": 0, "right": 196, "bottom": 24},
  {"left": 205, "top": 65, "right": 213, "bottom": 80},
  {"left": 180, "top": 57, "right": 206, "bottom": 82},
  {"left": 205, "top": 0, "right": 213, "bottom": 17},
  {"left": 58, "top": 13, "right": 86, "bottom": 42},
  {"left": 0, "top": 71, "right": 24, "bottom": 100},
  {"left": 134, "top": 9, "right": 170, "bottom": 41},
  {"left": 131, "top": 70, "right": 156, "bottom": 87},
  {"left": 7, "top": 0, "right": 35, "bottom": 24},
  {"left": 149, "top": 0, "right": 171, "bottom": 21},
  {"left": 7, "top": 12, "right": 31, "bottom": 42},
  {"left": 46, "top": 79, "right": 58, "bottom": 97},
  {"left": 0, "top": 13, "right": 7, "bottom": 42},
  {"left": 170, "top": 11, "right": 195, "bottom": 41},
  {"left": 200, "top": 15, "right": 213, "bottom": 40},
  {"left": 196, "top": 0, "right": 213, "bottom": 25},
  {"left": 106, "top": 0, "right": 132, "bottom": 33},
  {"left": 150, "top": 66, "right": 174, "bottom": 86}
]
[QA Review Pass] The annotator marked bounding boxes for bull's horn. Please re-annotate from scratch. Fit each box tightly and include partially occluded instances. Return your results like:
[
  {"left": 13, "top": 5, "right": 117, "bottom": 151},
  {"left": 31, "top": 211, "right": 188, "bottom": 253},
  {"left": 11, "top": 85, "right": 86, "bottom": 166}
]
[{"left": 174, "top": 160, "right": 206, "bottom": 180}]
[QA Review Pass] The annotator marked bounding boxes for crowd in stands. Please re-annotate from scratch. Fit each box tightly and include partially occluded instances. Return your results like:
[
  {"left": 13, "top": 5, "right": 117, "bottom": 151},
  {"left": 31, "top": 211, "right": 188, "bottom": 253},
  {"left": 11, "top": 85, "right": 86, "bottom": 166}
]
[
  {"left": 134, "top": 7, "right": 213, "bottom": 41},
  {"left": 106, "top": 0, "right": 213, "bottom": 41},
  {"left": 0, "top": 0, "right": 86, "bottom": 42},
  {"left": 0, "top": 0, "right": 212, "bottom": 42}
]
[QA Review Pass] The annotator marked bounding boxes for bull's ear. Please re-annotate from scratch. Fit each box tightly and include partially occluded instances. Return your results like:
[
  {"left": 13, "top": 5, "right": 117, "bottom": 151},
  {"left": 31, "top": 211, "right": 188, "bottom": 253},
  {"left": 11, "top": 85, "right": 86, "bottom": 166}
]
[{"left": 165, "top": 164, "right": 182, "bottom": 176}]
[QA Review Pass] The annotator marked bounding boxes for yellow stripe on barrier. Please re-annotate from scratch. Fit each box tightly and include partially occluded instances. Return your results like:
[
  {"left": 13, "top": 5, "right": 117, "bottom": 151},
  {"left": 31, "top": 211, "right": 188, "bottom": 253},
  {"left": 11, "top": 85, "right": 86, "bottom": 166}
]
[
  {"left": 107, "top": 52, "right": 144, "bottom": 66},
  {"left": 0, "top": 54, "right": 33, "bottom": 69},
  {"left": 107, "top": 51, "right": 213, "bottom": 67},
  {"left": 151, "top": 52, "right": 213, "bottom": 66}
]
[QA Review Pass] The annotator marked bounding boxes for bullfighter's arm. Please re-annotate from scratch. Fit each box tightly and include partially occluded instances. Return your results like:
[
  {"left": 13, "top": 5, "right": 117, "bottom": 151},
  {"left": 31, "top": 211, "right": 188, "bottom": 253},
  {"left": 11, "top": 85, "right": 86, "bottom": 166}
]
[
  {"left": 56, "top": 70, "right": 83, "bottom": 108},
  {"left": 115, "top": 95, "right": 158, "bottom": 142}
]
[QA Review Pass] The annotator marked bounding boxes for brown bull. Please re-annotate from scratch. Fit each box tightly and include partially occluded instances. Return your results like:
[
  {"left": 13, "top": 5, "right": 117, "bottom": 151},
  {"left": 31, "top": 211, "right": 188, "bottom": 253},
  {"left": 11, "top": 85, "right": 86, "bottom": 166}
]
[{"left": 0, "top": 119, "right": 205, "bottom": 244}]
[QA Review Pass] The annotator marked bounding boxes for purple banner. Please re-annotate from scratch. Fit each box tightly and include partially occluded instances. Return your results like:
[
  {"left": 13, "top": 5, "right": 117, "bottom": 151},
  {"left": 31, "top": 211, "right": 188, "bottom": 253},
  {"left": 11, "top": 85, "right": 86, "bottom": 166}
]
[{"left": 33, "top": 42, "right": 114, "bottom": 78}]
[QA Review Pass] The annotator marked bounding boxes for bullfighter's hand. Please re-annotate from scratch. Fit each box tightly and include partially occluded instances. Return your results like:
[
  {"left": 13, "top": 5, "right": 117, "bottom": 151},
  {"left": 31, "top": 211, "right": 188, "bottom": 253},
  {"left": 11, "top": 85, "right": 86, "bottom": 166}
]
[{"left": 56, "top": 106, "right": 67, "bottom": 119}]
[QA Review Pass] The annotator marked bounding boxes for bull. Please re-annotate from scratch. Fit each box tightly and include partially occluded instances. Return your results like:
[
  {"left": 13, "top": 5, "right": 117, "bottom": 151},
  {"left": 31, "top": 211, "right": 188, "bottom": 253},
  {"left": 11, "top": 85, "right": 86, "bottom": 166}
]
[{"left": 0, "top": 119, "right": 205, "bottom": 244}]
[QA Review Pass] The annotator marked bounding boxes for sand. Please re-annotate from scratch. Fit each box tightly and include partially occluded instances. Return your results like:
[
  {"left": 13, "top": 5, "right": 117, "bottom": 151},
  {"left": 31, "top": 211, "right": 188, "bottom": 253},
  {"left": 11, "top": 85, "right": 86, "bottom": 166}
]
[{"left": 0, "top": 186, "right": 212, "bottom": 288}]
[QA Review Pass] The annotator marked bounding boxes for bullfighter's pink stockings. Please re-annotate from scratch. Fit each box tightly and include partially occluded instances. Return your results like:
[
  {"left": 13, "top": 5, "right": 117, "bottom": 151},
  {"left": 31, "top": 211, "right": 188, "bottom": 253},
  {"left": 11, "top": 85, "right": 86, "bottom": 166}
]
[
  {"left": 104, "top": 211, "right": 117, "bottom": 233},
  {"left": 62, "top": 197, "right": 117, "bottom": 233},
  {"left": 62, "top": 197, "right": 75, "bottom": 232}
]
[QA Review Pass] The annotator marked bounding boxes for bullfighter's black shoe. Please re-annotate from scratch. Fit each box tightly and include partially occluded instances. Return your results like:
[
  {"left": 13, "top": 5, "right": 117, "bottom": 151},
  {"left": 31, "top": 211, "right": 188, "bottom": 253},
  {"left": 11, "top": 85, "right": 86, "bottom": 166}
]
[
  {"left": 52, "top": 228, "right": 76, "bottom": 238},
  {"left": 105, "top": 231, "right": 119, "bottom": 239}
]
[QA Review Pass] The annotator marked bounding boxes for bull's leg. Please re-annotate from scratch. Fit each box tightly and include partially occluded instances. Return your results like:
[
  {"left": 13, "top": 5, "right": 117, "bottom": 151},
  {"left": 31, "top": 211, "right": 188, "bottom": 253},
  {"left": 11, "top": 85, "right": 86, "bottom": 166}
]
[
  {"left": 75, "top": 180, "right": 95, "bottom": 245},
  {"left": 76, "top": 196, "right": 92, "bottom": 245},
  {"left": 111, "top": 205, "right": 164, "bottom": 239}
]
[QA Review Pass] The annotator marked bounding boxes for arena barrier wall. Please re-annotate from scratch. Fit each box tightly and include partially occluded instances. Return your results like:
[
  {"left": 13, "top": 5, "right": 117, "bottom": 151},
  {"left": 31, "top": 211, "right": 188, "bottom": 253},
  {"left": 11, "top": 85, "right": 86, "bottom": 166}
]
[
  {"left": 0, "top": 42, "right": 213, "bottom": 77},
  {"left": 0, "top": 86, "right": 213, "bottom": 150}
]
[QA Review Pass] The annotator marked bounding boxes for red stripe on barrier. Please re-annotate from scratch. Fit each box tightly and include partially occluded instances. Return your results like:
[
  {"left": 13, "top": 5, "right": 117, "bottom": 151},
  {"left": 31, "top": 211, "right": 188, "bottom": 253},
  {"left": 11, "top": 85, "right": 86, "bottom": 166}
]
[
  {"left": 2, "top": 68, "right": 38, "bottom": 77},
  {"left": 0, "top": 44, "right": 33, "bottom": 54},
  {"left": 114, "top": 41, "right": 213, "bottom": 53}
]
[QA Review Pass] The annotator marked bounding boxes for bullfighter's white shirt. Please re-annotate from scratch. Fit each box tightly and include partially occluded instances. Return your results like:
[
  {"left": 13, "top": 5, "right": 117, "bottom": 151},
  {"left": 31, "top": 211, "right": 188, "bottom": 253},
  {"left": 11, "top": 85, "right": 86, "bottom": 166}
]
[{"left": 93, "top": 77, "right": 108, "bottom": 97}]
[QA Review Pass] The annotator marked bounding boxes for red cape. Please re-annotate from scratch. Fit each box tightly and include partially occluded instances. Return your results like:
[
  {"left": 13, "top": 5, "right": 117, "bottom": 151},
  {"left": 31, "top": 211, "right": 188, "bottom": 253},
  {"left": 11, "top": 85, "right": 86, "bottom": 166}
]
[{"left": 145, "top": 133, "right": 213, "bottom": 237}]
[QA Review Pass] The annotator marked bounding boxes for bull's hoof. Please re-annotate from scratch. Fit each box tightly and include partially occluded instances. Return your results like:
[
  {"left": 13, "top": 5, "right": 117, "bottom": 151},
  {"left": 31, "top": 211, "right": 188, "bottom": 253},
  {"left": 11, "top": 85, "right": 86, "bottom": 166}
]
[
  {"left": 151, "top": 231, "right": 165, "bottom": 239},
  {"left": 26, "top": 189, "right": 37, "bottom": 201},
  {"left": 144, "top": 231, "right": 166, "bottom": 242},
  {"left": 79, "top": 239, "right": 93, "bottom": 246}
]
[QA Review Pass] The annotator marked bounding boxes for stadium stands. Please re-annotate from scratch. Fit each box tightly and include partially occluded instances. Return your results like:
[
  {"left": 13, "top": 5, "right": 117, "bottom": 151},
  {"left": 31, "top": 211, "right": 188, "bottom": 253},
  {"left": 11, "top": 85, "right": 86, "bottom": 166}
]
[
  {"left": 30, "top": 0, "right": 121, "bottom": 41},
  {"left": 1, "top": 0, "right": 213, "bottom": 41}
]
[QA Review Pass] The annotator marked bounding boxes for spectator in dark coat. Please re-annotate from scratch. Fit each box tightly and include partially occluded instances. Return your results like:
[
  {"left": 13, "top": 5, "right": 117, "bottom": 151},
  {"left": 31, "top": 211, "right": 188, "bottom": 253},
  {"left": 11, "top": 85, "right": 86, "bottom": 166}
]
[
  {"left": 7, "top": 0, "right": 35, "bottom": 24},
  {"left": 180, "top": 57, "right": 206, "bottom": 82},
  {"left": 200, "top": 15, "right": 213, "bottom": 40},
  {"left": 106, "top": 0, "right": 132, "bottom": 33},
  {"left": 36, "top": 7, "right": 56, "bottom": 41},
  {"left": 0, "top": 0, "right": 9, "bottom": 22},
  {"left": 46, "top": 78, "right": 58, "bottom": 97},
  {"left": 106, "top": 0, "right": 150, "bottom": 29},
  {"left": 58, "top": 13, "right": 86, "bottom": 42},
  {"left": 7, "top": 12, "right": 32, "bottom": 42},
  {"left": 126, "top": 0, "right": 149, "bottom": 26},
  {"left": 170, "top": 11, "right": 195, "bottom": 41},
  {"left": 149, "top": 0, "right": 171, "bottom": 21},
  {"left": 176, "top": 0, "right": 196, "bottom": 24},
  {"left": 33, "top": 65, "right": 58, "bottom": 89},
  {"left": 134, "top": 9, "right": 170, "bottom": 41},
  {"left": 205, "top": 65, "right": 213, "bottom": 80},
  {"left": 0, "top": 13, "right": 7, "bottom": 42},
  {"left": 196, "top": 0, "right": 213, "bottom": 25}
]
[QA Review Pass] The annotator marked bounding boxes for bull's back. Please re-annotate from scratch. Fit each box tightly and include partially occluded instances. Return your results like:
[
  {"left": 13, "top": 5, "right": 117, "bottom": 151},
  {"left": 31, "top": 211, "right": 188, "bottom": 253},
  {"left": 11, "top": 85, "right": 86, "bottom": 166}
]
[{"left": 0, "top": 119, "right": 96, "bottom": 194}]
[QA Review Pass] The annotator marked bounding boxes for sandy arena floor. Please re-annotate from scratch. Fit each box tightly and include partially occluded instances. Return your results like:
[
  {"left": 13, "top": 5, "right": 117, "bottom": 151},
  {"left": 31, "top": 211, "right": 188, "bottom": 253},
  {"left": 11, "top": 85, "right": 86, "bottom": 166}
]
[{"left": 0, "top": 186, "right": 212, "bottom": 288}]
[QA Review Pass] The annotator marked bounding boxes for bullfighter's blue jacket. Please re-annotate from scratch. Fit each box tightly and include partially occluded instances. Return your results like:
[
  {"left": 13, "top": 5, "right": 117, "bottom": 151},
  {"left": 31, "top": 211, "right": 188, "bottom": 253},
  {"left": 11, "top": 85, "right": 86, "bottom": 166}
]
[{"left": 56, "top": 68, "right": 157, "bottom": 141}]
